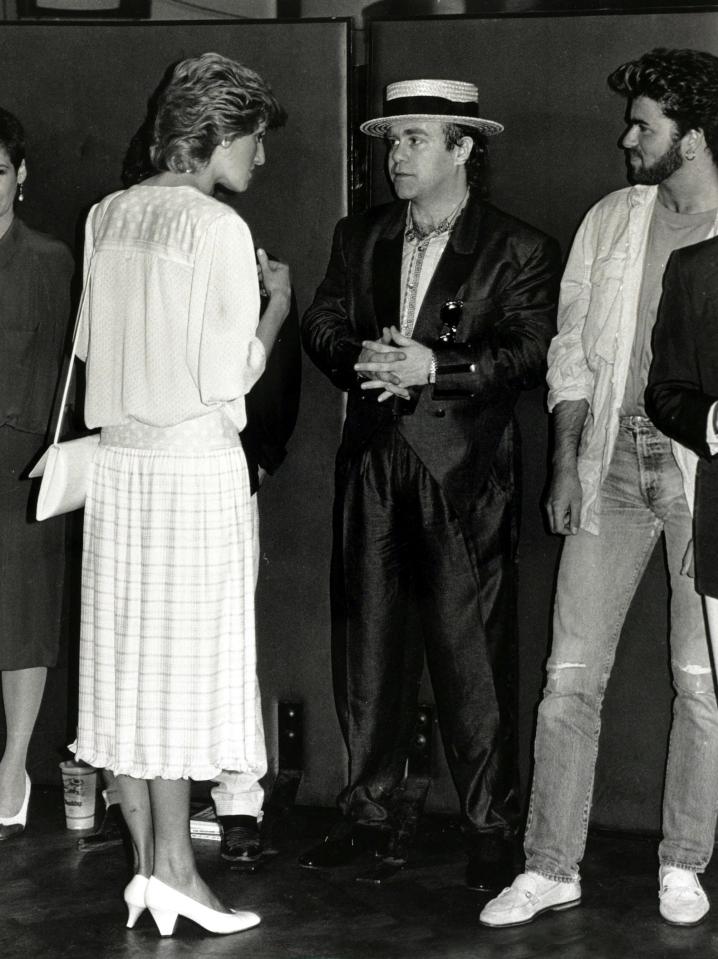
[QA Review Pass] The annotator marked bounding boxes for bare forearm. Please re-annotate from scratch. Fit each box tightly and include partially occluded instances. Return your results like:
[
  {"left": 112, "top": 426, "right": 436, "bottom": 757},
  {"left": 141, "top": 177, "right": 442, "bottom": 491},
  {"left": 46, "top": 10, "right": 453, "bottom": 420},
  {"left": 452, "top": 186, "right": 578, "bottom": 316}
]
[
  {"left": 256, "top": 294, "right": 291, "bottom": 359},
  {"left": 552, "top": 399, "right": 589, "bottom": 467},
  {"left": 545, "top": 398, "right": 588, "bottom": 535}
]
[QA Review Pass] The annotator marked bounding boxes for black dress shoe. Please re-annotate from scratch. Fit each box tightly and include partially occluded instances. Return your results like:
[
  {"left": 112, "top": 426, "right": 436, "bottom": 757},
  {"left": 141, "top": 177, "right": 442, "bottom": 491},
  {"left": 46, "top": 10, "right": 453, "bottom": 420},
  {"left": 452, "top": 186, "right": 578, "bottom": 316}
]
[
  {"left": 466, "top": 835, "right": 516, "bottom": 892},
  {"left": 218, "top": 815, "right": 262, "bottom": 864},
  {"left": 299, "top": 824, "right": 379, "bottom": 869},
  {"left": 77, "top": 803, "right": 125, "bottom": 853},
  {"left": 0, "top": 823, "right": 25, "bottom": 841}
]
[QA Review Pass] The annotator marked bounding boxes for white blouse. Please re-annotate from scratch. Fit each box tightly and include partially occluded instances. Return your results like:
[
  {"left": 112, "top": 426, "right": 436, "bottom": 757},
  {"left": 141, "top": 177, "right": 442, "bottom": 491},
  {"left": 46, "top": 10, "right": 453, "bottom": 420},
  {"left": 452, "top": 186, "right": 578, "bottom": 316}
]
[{"left": 76, "top": 184, "right": 265, "bottom": 431}]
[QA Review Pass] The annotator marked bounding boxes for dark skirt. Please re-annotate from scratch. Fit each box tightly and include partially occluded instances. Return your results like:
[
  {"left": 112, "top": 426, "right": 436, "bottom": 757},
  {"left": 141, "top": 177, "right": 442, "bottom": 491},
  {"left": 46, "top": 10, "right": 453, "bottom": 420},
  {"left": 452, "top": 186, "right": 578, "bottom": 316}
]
[{"left": 0, "top": 426, "right": 66, "bottom": 669}]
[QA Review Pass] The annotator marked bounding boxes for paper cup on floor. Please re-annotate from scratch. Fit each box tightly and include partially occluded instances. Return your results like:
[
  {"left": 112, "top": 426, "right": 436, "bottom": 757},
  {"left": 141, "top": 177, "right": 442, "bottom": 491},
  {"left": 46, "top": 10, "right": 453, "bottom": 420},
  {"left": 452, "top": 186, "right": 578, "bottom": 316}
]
[{"left": 59, "top": 761, "right": 97, "bottom": 830}]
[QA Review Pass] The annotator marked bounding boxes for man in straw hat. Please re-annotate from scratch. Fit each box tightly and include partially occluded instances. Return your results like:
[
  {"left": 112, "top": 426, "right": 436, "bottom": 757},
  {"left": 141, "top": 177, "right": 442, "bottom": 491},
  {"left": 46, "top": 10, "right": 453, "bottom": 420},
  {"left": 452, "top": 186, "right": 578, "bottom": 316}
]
[
  {"left": 301, "top": 77, "right": 561, "bottom": 889},
  {"left": 481, "top": 48, "right": 718, "bottom": 929}
]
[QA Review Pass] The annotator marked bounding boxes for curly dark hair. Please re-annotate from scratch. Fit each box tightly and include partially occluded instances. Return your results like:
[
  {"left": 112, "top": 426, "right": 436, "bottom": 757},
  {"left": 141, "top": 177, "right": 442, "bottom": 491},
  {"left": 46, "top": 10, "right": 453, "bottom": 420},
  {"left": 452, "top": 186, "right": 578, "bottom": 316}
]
[
  {"left": 150, "top": 52, "right": 287, "bottom": 174},
  {"left": 443, "top": 122, "right": 488, "bottom": 194},
  {"left": 607, "top": 48, "right": 718, "bottom": 160},
  {"left": 0, "top": 107, "right": 25, "bottom": 170}
]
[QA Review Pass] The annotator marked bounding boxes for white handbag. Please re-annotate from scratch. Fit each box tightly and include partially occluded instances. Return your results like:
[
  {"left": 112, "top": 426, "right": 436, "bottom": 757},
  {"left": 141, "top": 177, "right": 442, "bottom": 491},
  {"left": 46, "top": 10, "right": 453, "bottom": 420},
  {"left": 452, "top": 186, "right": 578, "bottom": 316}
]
[{"left": 29, "top": 314, "right": 99, "bottom": 521}]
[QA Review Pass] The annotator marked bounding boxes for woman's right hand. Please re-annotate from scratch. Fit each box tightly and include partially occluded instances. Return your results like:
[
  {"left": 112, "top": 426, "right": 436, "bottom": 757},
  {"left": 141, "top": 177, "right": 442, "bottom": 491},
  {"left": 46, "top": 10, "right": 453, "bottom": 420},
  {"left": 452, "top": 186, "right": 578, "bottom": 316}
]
[{"left": 256, "top": 248, "right": 291, "bottom": 310}]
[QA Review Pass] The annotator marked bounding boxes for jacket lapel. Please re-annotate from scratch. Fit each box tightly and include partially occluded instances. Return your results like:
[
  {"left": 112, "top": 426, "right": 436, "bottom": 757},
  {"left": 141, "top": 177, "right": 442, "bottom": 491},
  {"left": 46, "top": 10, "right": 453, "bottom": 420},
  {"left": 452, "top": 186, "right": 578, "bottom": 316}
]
[
  {"left": 371, "top": 203, "right": 407, "bottom": 333},
  {"left": 412, "top": 196, "right": 487, "bottom": 343}
]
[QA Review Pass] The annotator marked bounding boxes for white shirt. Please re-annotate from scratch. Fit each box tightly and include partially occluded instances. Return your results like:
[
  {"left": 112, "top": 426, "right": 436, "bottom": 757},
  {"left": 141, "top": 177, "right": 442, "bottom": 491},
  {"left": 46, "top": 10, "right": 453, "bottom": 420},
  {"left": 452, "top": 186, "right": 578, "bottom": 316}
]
[
  {"left": 707, "top": 405, "right": 718, "bottom": 455},
  {"left": 547, "top": 184, "right": 718, "bottom": 531},
  {"left": 399, "top": 194, "right": 468, "bottom": 337},
  {"left": 400, "top": 230, "right": 452, "bottom": 337},
  {"left": 76, "top": 185, "right": 265, "bottom": 431}
]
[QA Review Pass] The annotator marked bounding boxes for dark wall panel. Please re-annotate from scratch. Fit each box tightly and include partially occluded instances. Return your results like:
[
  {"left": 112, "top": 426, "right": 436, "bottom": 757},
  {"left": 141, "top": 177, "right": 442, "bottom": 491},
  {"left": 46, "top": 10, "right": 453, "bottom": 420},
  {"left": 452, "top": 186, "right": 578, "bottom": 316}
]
[
  {"left": 369, "top": 12, "right": 717, "bottom": 832},
  {"left": 0, "top": 20, "right": 349, "bottom": 805}
]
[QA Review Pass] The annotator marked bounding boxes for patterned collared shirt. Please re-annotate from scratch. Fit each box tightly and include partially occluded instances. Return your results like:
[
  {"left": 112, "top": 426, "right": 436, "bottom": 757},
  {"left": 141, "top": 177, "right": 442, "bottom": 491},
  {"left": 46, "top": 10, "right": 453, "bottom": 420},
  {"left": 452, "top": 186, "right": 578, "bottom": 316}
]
[{"left": 399, "top": 193, "right": 468, "bottom": 337}]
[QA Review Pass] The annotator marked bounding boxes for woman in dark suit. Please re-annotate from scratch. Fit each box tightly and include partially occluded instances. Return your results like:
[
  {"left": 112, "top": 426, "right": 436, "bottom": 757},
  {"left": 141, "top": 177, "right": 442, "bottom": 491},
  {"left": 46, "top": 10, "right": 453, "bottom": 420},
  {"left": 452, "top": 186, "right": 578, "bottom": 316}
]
[{"left": 0, "top": 107, "right": 73, "bottom": 840}]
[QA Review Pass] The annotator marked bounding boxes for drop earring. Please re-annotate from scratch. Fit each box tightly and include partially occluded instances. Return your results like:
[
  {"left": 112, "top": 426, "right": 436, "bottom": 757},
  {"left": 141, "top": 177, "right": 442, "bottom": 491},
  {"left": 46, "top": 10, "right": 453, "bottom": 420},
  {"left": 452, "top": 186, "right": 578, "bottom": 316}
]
[{"left": 17, "top": 182, "right": 24, "bottom": 202}]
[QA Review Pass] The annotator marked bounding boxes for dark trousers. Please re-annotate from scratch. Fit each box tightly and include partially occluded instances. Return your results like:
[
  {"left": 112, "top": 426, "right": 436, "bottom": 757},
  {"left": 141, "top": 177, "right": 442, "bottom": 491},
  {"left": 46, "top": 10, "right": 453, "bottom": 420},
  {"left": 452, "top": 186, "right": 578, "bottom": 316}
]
[{"left": 331, "top": 425, "right": 520, "bottom": 836}]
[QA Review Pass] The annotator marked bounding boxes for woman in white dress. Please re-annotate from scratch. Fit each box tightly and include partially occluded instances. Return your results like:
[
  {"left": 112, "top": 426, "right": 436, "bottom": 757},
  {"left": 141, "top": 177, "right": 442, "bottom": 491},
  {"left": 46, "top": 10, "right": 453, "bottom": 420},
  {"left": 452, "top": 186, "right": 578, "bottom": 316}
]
[{"left": 73, "top": 53, "right": 290, "bottom": 937}]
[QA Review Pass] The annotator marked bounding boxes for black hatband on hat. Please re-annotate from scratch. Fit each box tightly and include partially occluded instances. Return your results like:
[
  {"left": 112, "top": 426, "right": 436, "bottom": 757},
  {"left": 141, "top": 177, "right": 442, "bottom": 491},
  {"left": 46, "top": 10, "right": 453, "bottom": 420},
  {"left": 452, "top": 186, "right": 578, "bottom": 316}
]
[{"left": 386, "top": 96, "right": 480, "bottom": 119}]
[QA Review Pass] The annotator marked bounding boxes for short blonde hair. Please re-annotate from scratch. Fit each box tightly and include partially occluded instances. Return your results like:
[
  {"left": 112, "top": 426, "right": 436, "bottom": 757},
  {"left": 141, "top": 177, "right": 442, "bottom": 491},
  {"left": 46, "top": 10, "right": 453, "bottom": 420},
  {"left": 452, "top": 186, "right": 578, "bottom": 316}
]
[{"left": 150, "top": 52, "right": 286, "bottom": 174}]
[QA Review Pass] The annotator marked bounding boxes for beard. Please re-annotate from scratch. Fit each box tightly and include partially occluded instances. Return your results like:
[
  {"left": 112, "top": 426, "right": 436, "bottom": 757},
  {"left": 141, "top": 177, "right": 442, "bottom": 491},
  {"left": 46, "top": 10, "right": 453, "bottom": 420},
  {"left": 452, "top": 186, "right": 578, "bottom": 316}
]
[{"left": 627, "top": 138, "right": 684, "bottom": 185}]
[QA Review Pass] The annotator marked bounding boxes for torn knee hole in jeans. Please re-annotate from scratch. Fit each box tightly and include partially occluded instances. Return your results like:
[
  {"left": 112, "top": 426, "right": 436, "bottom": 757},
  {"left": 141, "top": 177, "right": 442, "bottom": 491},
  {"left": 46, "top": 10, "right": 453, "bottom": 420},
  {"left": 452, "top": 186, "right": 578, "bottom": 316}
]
[
  {"left": 546, "top": 661, "right": 587, "bottom": 692},
  {"left": 673, "top": 661, "right": 714, "bottom": 693}
]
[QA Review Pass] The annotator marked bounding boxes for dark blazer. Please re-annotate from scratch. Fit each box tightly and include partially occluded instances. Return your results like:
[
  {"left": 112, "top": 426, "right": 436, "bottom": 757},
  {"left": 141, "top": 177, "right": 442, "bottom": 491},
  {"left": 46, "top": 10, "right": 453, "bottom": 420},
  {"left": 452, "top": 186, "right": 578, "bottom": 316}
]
[
  {"left": 646, "top": 236, "right": 718, "bottom": 597},
  {"left": 302, "top": 193, "right": 561, "bottom": 517},
  {"left": 0, "top": 217, "right": 74, "bottom": 436}
]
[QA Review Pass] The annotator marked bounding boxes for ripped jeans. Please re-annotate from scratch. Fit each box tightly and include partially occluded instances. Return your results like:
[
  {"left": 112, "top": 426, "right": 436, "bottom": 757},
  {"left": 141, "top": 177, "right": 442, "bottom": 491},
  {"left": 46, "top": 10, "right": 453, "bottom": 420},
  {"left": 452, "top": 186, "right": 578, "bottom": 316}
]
[{"left": 525, "top": 418, "right": 718, "bottom": 881}]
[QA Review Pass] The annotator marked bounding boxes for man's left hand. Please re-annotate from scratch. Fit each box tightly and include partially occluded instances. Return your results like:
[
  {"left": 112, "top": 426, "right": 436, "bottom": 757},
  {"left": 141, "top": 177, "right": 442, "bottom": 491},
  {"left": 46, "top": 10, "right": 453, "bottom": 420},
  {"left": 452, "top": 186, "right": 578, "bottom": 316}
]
[{"left": 355, "top": 326, "right": 433, "bottom": 390}]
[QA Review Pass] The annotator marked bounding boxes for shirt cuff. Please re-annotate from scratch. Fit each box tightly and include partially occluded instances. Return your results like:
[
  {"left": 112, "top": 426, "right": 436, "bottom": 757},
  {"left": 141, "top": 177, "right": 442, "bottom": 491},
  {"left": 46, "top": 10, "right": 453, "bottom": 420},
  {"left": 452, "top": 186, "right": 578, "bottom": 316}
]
[{"left": 707, "top": 401, "right": 718, "bottom": 454}]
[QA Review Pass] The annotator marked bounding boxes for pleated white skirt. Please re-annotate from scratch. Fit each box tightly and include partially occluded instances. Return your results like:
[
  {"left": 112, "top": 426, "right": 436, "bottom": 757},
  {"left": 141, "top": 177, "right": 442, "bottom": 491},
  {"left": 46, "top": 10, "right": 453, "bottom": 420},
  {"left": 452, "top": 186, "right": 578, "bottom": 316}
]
[{"left": 75, "top": 411, "right": 258, "bottom": 780}]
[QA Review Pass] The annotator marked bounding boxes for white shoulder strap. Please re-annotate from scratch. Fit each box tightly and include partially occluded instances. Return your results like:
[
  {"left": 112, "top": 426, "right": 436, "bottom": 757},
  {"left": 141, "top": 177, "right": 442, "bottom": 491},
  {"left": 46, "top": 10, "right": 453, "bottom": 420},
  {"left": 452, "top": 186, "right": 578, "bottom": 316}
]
[
  {"left": 52, "top": 270, "right": 92, "bottom": 446},
  {"left": 52, "top": 199, "right": 111, "bottom": 445}
]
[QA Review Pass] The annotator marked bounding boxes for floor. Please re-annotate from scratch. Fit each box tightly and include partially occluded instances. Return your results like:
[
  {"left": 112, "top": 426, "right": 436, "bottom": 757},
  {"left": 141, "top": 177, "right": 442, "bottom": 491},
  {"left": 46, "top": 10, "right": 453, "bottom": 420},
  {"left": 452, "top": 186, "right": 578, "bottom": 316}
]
[{"left": 2, "top": 788, "right": 718, "bottom": 959}]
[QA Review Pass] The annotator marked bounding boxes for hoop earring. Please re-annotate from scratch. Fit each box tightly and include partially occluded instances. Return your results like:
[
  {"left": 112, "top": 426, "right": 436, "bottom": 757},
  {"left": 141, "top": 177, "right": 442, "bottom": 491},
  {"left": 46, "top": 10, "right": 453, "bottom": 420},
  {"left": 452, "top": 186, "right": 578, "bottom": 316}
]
[{"left": 17, "top": 182, "right": 24, "bottom": 202}]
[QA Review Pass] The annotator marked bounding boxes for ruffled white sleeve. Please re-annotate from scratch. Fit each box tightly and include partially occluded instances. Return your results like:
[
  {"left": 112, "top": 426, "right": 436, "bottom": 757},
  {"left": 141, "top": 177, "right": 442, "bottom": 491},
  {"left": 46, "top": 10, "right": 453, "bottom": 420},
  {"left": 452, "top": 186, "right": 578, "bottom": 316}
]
[{"left": 187, "top": 210, "right": 266, "bottom": 408}]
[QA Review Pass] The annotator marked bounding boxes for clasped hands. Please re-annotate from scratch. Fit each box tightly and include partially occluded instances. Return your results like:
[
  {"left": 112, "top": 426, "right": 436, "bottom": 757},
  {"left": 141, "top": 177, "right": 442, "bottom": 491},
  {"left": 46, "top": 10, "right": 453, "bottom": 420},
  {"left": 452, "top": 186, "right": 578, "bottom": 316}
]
[{"left": 354, "top": 325, "right": 433, "bottom": 403}]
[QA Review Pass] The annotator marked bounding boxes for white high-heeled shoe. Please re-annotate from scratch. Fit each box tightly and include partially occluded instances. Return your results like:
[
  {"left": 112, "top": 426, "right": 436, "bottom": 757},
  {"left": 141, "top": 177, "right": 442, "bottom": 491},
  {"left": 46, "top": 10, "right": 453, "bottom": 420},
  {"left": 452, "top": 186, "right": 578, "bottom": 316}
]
[
  {"left": 0, "top": 773, "right": 31, "bottom": 840},
  {"left": 145, "top": 876, "right": 261, "bottom": 937},
  {"left": 124, "top": 874, "right": 150, "bottom": 929}
]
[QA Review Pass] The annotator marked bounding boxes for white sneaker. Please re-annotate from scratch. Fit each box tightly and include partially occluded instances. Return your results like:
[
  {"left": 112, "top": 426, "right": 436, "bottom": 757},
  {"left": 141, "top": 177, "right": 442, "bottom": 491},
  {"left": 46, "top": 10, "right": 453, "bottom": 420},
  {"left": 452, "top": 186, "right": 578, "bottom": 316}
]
[
  {"left": 479, "top": 871, "right": 581, "bottom": 928},
  {"left": 659, "top": 866, "right": 710, "bottom": 926}
]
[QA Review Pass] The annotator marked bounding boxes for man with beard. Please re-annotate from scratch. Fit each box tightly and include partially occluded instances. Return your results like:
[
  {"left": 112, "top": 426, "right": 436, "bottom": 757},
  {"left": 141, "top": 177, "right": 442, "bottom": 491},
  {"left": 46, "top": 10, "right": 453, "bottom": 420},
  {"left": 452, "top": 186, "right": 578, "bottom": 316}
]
[{"left": 481, "top": 48, "right": 718, "bottom": 929}]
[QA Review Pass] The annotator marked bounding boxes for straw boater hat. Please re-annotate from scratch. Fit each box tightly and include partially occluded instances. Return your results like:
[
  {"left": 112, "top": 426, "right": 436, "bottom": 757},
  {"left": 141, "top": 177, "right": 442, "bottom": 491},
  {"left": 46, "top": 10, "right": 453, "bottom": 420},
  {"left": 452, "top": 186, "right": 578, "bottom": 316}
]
[{"left": 359, "top": 79, "right": 504, "bottom": 138}]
